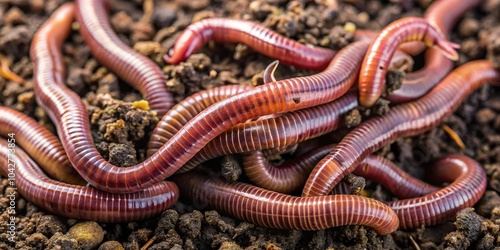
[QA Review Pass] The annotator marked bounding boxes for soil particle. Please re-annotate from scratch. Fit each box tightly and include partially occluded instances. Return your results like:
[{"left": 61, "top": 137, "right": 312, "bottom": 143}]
[
  {"left": 458, "top": 17, "right": 480, "bottom": 37},
  {"left": 221, "top": 155, "right": 243, "bottom": 182},
  {"left": 46, "top": 232, "right": 79, "bottom": 250},
  {"left": 98, "top": 240, "right": 125, "bottom": 250},
  {"left": 66, "top": 66, "right": 92, "bottom": 97},
  {"left": 487, "top": 27, "right": 500, "bottom": 68},
  {"left": 111, "top": 11, "right": 134, "bottom": 35},
  {"left": 24, "top": 232, "right": 48, "bottom": 249},
  {"left": 325, "top": 25, "right": 354, "bottom": 50},
  {"left": 123, "top": 228, "right": 153, "bottom": 250},
  {"left": 476, "top": 191, "right": 500, "bottom": 218},
  {"left": 344, "top": 108, "right": 362, "bottom": 128},
  {"left": 178, "top": 210, "right": 204, "bottom": 239},
  {"left": 67, "top": 221, "right": 105, "bottom": 250},
  {"left": 36, "top": 215, "right": 66, "bottom": 238},
  {"left": 476, "top": 108, "right": 497, "bottom": 124},
  {"left": 385, "top": 70, "right": 405, "bottom": 94},
  {"left": 443, "top": 208, "right": 483, "bottom": 249}
]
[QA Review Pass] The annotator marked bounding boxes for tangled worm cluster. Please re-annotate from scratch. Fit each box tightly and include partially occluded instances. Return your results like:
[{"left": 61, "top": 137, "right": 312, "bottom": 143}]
[{"left": 0, "top": 0, "right": 497, "bottom": 235}]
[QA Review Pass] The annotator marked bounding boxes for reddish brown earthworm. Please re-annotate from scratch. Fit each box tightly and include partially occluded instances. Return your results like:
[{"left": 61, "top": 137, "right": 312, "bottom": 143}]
[
  {"left": 0, "top": 107, "right": 85, "bottom": 185},
  {"left": 358, "top": 17, "right": 460, "bottom": 107},
  {"left": 302, "top": 60, "right": 500, "bottom": 197},
  {"left": 389, "top": 155, "right": 486, "bottom": 229},
  {"left": 387, "top": 0, "right": 482, "bottom": 103},
  {"left": 243, "top": 143, "right": 438, "bottom": 196},
  {"left": 163, "top": 18, "right": 336, "bottom": 70},
  {"left": 74, "top": 0, "right": 174, "bottom": 116},
  {"left": 180, "top": 92, "right": 358, "bottom": 172},
  {"left": 0, "top": 140, "right": 179, "bottom": 223},
  {"left": 147, "top": 85, "right": 252, "bottom": 156},
  {"left": 33, "top": 4, "right": 369, "bottom": 194},
  {"left": 172, "top": 172, "right": 399, "bottom": 235}
]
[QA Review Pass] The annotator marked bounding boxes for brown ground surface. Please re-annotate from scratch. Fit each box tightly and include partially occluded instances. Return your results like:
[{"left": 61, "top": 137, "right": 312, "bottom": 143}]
[{"left": 1, "top": 0, "right": 500, "bottom": 249}]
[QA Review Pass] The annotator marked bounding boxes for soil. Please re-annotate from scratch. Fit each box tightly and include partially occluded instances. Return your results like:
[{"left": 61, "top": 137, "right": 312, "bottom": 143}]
[{"left": 1, "top": 0, "right": 500, "bottom": 249}]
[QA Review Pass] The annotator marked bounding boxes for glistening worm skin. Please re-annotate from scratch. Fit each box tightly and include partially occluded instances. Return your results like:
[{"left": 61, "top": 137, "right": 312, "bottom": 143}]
[
  {"left": 180, "top": 92, "right": 358, "bottom": 172},
  {"left": 75, "top": 0, "right": 174, "bottom": 116},
  {"left": 0, "top": 141, "right": 179, "bottom": 223},
  {"left": 164, "top": 18, "right": 336, "bottom": 70},
  {"left": 243, "top": 144, "right": 438, "bottom": 197},
  {"left": 34, "top": 5, "right": 368, "bottom": 194},
  {"left": 358, "top": 17, "right": 460, "bottom": 107},
  {"left": 390, "top": 155, "right": 486, "bottom": 229},
  {"left": 172, "top": 172, "right": 399, "bottom": 235},
  {"left": 387, "top": 0, "right": 482, "bottom": 103},
  {"left": 0, "top": 107, "right": 85, "bottom": 185},
  {"left": 302, "top": 60, "right": 500, "bottom": 197},
  {"left": 147, "top": 85, "right": 252, "bottom": 157}
]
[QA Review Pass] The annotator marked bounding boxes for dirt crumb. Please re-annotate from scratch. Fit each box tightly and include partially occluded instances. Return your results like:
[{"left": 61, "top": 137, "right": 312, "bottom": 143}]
[
  {"left": 36, "top": 215, "right": 66, "bottom": 238},
  {"left": 178, "top": 210, "right": 204, "bottom": 238},
  {"left": 98, "top": 240, "right": 125, "bottom": 250},
  {"left": 221, "top": 155, "right": 242, "bottom": 182},
  {"left": 443, "top": 208, "right": 483, "bottom": 249},
  {"left": 67, "top": 221, "right": 105, "bottom": 250}
]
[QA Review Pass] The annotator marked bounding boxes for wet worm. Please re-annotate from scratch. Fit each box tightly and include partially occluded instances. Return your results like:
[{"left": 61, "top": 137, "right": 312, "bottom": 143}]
[
  {"left": 387, "top": 0, "right": 482, "bottom": 103},
  {"left": 147, "top": 85, "right": 252, "bottom": 157},
  {"left": 163, "top": 18, "right": 336, "bottom": 70},
  {"left": 389, "top": 155, "right": 486, "bottom": 229},
  {"left": 181, "top": 92, "right": 358, "bottom": 172},
  {"left": 302, "top": 60, "right": 500, "bottom": 197},
  {"left": 75, "top": 0, "right": 174, "bottom": 116},
  {"left": 34, "top": 3, "right": 369, "bottom": 194},
  {"left": 358, "top": 17, "right": 460, "bottom": 107},
  {"left": 243, "top": 143, "right": 438, "bottom": 196},
  {"left": 172, "top": 172, "right": 399, "bottom": 235},
  {"left": 0, "top": 107, "right": 85, "bottom": 185},
  {"left": 0, "top": 140, "right": 179, "bottom": 222}
]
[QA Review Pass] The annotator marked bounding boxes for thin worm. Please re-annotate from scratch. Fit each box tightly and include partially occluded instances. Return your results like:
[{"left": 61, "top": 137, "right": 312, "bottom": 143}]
[
  {"left": 358, "top": 17, "right": 460, "bottom": 107},
  {"left": 390, "top": 155, "right": 486, "bottom": 229},
  {"left": 172, "top": 172, "right": 399, "bottom": 235},
  {"left": 75, "top": 0, "right": 174, "bottom": 116},
  {"left": 243, "top": 144, "right": 438, "bottom": 197},
  {"left": 0, "top": 107, "right": 85, "bottom": 185},
  {"left": 0, "top": 140, "right": 179, "bottom": 223},
  {"left": 387, "top": 0, "right": 482, "bottom": 103},
  {"left": 163, "top": 18, "right": 336, "bottom": 70},
  {"left": 32, "top": 39, "right": 366, "bottom": 194},
  {"left": 302, "top": 60, "right": 500, "bottom": 197}
]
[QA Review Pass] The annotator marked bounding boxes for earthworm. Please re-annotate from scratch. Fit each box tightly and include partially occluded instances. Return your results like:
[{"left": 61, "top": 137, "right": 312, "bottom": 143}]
[
  {"left": 163, "top": 18, "right": 336, "bottom": 70},
  {"left": 180, "top": 92, "right": 358, "bottom": 172},
  {"left": 0, "top": 141, "right": 179, "bottom": 223},
  {"left": 0, "top": 107, "right": 85, "bottom": 185},
  {"left": 387, "top": 0, "right": 482, "bottom": 103},
  {"left": 147, "top": 85, "right": 252, "bottom": 156},
  {"left": 302, "top": 60, "right": 500, "bottom": 197},
  {"left": 243, "top": 143, "right": 438, "bottom": 196},
  {"left": 172, "top": 172, "right": 399, "bottom": 235},
  {"left": 75, "top": 0, "right": 174, "bottom": 116},
  {"left": 34, "top": 4, "right": 369, "bottom": 194},
  {"left": 358, "top": 17, "right": 460, "bottom": 107},
  {"left": 389, "top": 155, "right": 486, "bottom": 229}
]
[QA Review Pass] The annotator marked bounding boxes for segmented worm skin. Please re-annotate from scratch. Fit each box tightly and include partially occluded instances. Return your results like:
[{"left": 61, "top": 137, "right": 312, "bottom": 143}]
[
  {"left": 302, "top": 60, "right": 500, "bottom": 197},
  {"left": 387, "top": 0, "right": 482, "bottom": 103},
  {"left": 244, "top": 143, "right": 438, "bottom": 197},
  {"left": 0, "top": 107, "right": 85, "bottom": 185},
  {"left": 390, "top": 155, "right": 486, "bottom": 229},
  {"left": 358, "top": 17, "right": 460, "bottom": 107},
  {"left": 0, "top": 141, "right": 179, "bottom": 223},
  {"left": 164, "top": 18, "right": 336, "bottom": 70},
  {"left": 75, "top": 0, "right": 174, "bottom": 116},
  {"left": 33, "top": 20, "right": 368, "bottom": 194},
  {"left": 181, "top": 92, "right": 358, "bottom": 172},
  {"left": 172, "top": 172, "right": 399, "bottom": 235},
  {"left": 147, "top": 85, "right": 252, "bottom": 156}
]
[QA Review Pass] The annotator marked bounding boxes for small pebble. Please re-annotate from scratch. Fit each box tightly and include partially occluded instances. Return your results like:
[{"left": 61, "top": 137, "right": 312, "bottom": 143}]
[{"left": 67, "top": 221, "right": 105, "bottom": 250}]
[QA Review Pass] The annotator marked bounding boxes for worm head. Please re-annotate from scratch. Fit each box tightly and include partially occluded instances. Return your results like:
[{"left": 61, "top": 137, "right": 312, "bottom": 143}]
[
  {"left": 434, "top": 39, "right": 460, "bottom": 61},
  {"left": 263, "top": 60, "right": 280, "bottom": 84}
]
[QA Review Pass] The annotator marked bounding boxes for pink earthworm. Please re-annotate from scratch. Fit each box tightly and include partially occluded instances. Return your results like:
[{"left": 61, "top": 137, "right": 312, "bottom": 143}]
[
  {"left": 172, "top": 172, "right": 399, "bottom": 235},
  {"left": 358, "top": 17, "right": 460, "bottom": 107},
  {"left": 0, "top": 140, "right": 178, "bottom": 222},
  {"left": 302, "top": 60, "right": 500, "bottom": 197}
]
